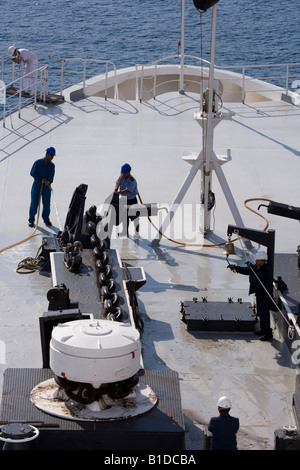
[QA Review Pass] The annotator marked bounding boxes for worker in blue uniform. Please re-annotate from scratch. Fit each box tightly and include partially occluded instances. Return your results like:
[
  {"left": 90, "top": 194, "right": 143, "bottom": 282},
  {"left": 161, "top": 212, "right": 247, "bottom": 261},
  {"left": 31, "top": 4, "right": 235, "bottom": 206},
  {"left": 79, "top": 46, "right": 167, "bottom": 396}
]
[
  {"left": 227, "top": 251, "right": 273, "bottom": 341},
  {"left": 208, "top": 396, "right": 239, "bottom": 450},
  {"left": 114, "top": 163, "right": 139, "bottom": 236},
  {"left": 28, "top": 147, "right": 56, "bottom": 227}
]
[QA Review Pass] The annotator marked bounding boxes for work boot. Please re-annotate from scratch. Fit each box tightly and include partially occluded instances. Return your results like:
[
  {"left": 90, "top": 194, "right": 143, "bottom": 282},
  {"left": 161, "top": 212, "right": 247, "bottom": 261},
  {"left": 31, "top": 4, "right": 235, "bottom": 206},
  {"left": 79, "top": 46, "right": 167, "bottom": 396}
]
[
  {"left": 28, "top": 221, "right": 34, "bottom": 227},
  {"left": 44, "top": 220, "right": 52, "bottom": 227},
  {"left": 259, "top": 332, "right": 273, "bottom": 341},
  {"left": 254, "top": 330, "right": 263, "bottom": 336}
]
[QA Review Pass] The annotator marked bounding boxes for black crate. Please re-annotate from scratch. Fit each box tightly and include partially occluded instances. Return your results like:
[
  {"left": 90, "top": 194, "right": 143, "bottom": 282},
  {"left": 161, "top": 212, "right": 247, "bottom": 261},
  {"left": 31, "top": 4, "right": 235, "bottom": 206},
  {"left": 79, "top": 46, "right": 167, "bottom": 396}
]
[{"left": 274, "top": 427, "right": 300, "bottom": 450}]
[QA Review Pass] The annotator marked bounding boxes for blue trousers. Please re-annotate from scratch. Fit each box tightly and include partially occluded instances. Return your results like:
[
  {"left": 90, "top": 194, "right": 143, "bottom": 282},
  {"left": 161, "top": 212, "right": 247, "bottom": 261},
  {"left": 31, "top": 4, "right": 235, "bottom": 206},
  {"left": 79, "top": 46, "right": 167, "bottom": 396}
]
[{"left": 29, "top": 180, "right": 51, "bottom": 223}]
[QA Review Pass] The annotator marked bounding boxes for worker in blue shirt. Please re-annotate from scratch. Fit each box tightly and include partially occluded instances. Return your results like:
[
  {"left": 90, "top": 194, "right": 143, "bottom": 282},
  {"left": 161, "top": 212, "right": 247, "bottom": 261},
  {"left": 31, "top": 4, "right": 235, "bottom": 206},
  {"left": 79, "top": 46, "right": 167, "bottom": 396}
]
[
  {"left": 114, "top": 163, "right": 139, "bottom": 236},
  {"left": 208, "top": 396, "right": 239, "bottom": 450},
  {"left": 28, "top": 147, "right": 56, "bottom": 227}
]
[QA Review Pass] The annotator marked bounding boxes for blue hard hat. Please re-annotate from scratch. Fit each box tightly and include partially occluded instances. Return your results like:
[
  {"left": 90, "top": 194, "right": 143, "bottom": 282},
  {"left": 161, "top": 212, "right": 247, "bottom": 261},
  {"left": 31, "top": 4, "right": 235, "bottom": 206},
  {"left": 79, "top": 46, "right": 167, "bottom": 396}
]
[
  {"left": 121, "top": 163, "right": 131, "bottom": 174},
  {"left": 46, "top": 147, "right": 56, "bottom": 156}
]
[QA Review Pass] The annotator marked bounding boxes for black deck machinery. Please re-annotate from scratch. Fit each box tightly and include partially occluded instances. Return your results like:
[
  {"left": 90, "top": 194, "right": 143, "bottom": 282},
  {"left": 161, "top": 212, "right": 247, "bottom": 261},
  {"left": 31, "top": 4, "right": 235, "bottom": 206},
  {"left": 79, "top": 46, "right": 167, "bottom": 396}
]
[{"left": 0, "top": 184, "right": 185, "bottom": 450}]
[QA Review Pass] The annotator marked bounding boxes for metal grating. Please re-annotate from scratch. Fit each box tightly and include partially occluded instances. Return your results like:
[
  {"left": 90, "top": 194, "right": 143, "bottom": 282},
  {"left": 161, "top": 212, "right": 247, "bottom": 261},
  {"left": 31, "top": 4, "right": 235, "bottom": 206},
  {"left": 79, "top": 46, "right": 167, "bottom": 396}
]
[{"left": 0, "top": 368, "right": 185, "bottom": 450}]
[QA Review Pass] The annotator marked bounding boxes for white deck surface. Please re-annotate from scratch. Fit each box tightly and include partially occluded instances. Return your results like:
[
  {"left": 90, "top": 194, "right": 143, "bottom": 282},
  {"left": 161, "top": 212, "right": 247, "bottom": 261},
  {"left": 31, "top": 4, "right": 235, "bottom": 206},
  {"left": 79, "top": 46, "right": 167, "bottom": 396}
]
[{"left": 0, "top": 89, "right": 300, "bottom": 450}]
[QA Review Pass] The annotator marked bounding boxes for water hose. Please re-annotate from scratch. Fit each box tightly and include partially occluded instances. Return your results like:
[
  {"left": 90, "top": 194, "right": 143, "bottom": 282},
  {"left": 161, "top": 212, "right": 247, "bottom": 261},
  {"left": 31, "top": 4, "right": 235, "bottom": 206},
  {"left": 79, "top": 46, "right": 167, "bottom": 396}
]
[{"left": 138, "top": 193, "right": 271, "bottom": 248}]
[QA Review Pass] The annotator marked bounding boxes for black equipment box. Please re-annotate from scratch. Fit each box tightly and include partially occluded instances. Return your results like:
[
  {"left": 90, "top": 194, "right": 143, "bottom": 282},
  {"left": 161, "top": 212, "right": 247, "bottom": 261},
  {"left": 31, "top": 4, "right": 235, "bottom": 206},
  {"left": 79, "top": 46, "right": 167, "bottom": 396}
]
[
  {"left": 203, "top": 427, "right": 212, "bottom": 450},
  {"left": 293, "top": 374, "right": 300, "bottom": 428},
  {"left": 0, "top": 368, "right": 185, "bottom": 451},
  {"left": 39, "top": 309, "right": 90, "bottom": 368},
  {"left": 38, "top": 236, "right": 60, "bottom": 273},
  {"left": 181, "top": 299, "right": 255, "bottom": 332},
  {"left": 274, "top": 426, "right": 300, "bottom": 450}
]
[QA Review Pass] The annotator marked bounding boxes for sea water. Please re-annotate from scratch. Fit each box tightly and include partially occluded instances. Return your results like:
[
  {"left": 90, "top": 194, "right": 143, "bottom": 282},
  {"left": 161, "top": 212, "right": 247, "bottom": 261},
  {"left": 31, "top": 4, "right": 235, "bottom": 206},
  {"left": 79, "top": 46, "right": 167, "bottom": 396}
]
[{"left": 0, "top": 0, "right": 299, "bottom": 93}]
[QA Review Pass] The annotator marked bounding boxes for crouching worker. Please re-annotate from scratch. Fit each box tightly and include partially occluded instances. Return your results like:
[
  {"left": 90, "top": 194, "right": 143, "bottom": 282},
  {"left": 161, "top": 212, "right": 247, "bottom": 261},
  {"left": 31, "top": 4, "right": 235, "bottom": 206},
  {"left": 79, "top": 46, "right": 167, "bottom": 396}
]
[
  {"left": 114, "top": 163, "right": 139, "bottom": 236},
  {"left": 208, "top": 396, "right": 239, "bottom": 450}
]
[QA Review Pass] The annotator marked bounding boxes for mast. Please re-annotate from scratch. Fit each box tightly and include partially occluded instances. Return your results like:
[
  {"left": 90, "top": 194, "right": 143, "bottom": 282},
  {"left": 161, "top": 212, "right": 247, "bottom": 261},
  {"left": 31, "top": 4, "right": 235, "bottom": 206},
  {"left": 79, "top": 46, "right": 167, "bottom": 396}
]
[
  {"left": 151, "top": 0, "right": 246, "bottom": 247},
  {"left": 179, "top": 0, "right": 185, "bottom": 93},
  {"left": 202, "top": 3, "right": 217, "bottom": 233}
]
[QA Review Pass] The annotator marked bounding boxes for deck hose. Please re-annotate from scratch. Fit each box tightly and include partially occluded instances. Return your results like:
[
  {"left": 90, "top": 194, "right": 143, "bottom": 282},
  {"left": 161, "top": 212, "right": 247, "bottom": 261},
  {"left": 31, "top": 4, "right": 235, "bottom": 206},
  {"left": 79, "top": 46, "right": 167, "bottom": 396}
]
[
  {"left": 0, "top": 188, "right": 271, "bottom": 255},
  {"left": 0, "top": 183, "right": 45, "bottom": 273},
  {"left": 139, "top": 193, "right": 271, "bottom": 248}
]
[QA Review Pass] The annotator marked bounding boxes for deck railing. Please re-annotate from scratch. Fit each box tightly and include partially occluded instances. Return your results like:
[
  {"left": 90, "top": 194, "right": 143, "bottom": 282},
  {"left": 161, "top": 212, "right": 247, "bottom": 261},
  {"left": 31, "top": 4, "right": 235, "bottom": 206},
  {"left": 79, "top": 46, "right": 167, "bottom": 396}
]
[
  {"left": 1, "top": 53, "right": 299, "bottom": 125},
  {"left": 57, "top": 58, "right": 119, "bottom": 98},
  {"left": 1, "top": 63, "right": 49, "bottom": 127},
  {"left": 0, "top": 55, "right": 119, "bottom": 125},
  {"left": 135, "top": 54, "right": 300, "bottom": 102}
]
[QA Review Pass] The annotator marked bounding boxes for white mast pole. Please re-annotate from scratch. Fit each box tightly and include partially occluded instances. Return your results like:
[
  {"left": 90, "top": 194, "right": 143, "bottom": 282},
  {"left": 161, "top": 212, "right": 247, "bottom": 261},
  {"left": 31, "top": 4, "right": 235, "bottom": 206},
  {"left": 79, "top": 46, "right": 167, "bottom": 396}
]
[
  {"left": 179, "top": 0, "right": 185, "bottom": 93},
  {"left": 202, "top": 3, "right": 217, "bottom": 233},
  {"left": 151, "top": 1, "right": 246, "bottom": 247}
]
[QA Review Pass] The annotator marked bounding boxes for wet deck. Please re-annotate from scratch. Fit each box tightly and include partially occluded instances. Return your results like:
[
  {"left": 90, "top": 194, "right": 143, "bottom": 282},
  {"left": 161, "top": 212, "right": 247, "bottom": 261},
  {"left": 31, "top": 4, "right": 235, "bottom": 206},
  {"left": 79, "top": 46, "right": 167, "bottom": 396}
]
[{"left": 1, "top": 90, "right": 300, "bottom": 449}]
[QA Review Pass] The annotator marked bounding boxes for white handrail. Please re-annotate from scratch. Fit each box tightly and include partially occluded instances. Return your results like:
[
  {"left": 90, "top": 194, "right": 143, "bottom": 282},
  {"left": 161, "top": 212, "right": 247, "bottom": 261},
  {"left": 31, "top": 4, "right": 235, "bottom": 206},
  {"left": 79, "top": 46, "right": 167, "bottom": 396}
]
[
  {"left": 1, "top": 64, "right": 48, "bottom": 127},
  {"left": 135, "top": 55, "right": 300, "bottom": 101},
  {"left": 57, "top": 57, "right": 119, "bottom": 99},
  {"left": 1, "top": 53, "right": 299, "bottom": 123}
]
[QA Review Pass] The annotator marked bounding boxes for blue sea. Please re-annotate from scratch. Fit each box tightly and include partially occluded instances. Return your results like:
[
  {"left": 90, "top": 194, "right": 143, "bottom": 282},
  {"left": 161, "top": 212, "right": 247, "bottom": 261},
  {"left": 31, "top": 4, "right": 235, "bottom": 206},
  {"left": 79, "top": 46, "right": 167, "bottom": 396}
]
[{"left": 1, "top": 0, "right": 300, "bottom": 93}]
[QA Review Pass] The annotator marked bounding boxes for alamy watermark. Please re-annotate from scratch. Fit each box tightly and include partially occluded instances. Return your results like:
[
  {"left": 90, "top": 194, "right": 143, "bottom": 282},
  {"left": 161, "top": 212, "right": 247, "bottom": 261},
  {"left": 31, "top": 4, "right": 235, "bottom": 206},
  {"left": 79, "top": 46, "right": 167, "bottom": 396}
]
[
  {"left": 291, "top": 340, "right": 300, "bottom": 365},
  {"left": 95, "top": 200, "right": 207, "bottom": 244}
]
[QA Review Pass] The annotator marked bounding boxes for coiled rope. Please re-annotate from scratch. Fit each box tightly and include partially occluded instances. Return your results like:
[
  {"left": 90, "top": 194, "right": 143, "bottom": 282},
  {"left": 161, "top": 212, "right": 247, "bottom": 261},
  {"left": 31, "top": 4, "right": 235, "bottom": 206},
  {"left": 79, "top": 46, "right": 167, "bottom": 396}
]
[
  {"left": 0, "top": 183, "right": 47, "bottom": 273},
  {"left": 16, "top": 240, "right": 46, "bottom": 274}
]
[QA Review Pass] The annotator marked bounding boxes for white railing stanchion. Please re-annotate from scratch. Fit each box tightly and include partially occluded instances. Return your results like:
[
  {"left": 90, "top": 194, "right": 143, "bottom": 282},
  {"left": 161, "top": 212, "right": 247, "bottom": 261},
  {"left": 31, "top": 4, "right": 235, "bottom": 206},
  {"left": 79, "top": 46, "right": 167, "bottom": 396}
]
[
  {"left": 18, "top": 75, "right": 22, "bottom": 118},
  {"left": 83, "top": 60, "right": 86, "bottom": 91},
  {"left": 105, "top": 61, "right": 108, "bottom": 100},
  {"left": 242, "top": 66, "right": 245, "bottom": 103},
  {"left": 154, "top": 64, "right": 157, "bottom": 99},
  {"left": 60, "top": 59, "right": 65, "bottom": 94},
  {"left": 286, "top": 64, "right": 289, "bottom": 95},
  {"left": 2, "top": 89, "right": 6, "bottom": 128},
  {"left": 135, "top": 65, "right": 139, "bottom": 101},
  {"left": 139, "top": 66, "right": 144, "bottom": 102}
]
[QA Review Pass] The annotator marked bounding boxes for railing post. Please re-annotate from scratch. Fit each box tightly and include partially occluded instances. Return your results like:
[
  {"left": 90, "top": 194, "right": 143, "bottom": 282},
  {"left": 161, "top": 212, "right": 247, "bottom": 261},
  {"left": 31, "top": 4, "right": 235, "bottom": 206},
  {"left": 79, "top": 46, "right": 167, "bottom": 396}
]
[
  {"left": 114, "top": 67, "right": 118, "bottom": 100},
  {"left": 105, "top": 61, "right": 108, "bottom": 100},
  {"left": 1, "top": 56, "right": 4, "bottom": 82},
  {"left": 139, "top": 66, "right": 144, "bottom": 102},
  {"left": 12, "top": 61, "right": 15, "bottom": 83},
  {"left": 18, "top": 64, "right": 23, "bottom": 118},
  {"left": 135, "top": 65, "right": 139, "bottom": 101},
  {"left": 2, "top": 89, "right": 6, "bottom": 128},
  {"left": 286, "top": 64, "right": 289, "bottom": 95},
  {"left": 45, "top": 65, "right": 49, "bottom": 97},
  {"left": 60, "top": 59, "right": 65, "bottom": 93},
  {"left": 34, "top": 68, "right": 39, "bottom": 108},
  {"left": 83, "top": 59, "right": 86, "bottom": 91},
  {"left": 242, "top": 66, "right": 245, "bottom": 103}
]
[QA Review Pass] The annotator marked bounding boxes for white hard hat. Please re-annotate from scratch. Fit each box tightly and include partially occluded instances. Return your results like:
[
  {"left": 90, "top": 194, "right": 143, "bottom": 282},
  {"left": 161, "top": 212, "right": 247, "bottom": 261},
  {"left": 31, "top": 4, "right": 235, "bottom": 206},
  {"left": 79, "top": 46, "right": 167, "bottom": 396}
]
[
  {"left": 8, "top": 45, "right": 17, "bottom": 55},
  {"left": 255, "top": 251, "right": 268, "bottom": 261},
  {"left": 217, "top": 396, "right": 232, "bottom": 409}
]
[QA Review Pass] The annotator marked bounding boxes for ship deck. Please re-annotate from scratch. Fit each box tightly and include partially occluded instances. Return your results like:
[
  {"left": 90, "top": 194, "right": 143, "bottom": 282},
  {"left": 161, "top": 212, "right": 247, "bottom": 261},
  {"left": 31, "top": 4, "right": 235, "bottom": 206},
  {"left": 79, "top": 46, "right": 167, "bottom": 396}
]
[{"left": 0, "top": 87, "right": 300, "bottom": 450}]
